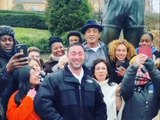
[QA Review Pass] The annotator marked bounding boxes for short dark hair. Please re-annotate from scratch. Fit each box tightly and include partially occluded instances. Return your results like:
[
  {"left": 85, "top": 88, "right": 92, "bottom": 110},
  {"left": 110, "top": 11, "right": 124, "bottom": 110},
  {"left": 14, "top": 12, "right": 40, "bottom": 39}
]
[
  {"left": 92, "top": 59, "right": 111, "bottom": 81},
  {"left": 67, "top": 31, "right": 83, "bottom": 45},
  {"left": 67, "top": 43, "right": 85, "bottom": 53},
  {"left": 140, "top": 32, "right": 154, "bottom": 41}
]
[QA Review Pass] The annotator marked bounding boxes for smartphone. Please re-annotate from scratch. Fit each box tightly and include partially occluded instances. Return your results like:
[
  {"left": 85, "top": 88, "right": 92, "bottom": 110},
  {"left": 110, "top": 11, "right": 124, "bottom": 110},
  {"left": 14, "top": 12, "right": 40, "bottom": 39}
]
[
  {"left": 139, "top": 45, "right": 152, "bottom": 58},
  {"left": 116, "top": 61, "right": 126, "bottom": 68},
  {"left": 15, "top": 44, "right": 28, "bottom": 57}
]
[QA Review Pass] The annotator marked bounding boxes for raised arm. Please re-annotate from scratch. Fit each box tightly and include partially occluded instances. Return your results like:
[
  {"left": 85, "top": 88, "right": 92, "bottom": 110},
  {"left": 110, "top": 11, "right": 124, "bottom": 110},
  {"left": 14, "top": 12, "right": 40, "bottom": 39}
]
[{"left": 121, "top": 54, "right": 148, "bottom": 101}]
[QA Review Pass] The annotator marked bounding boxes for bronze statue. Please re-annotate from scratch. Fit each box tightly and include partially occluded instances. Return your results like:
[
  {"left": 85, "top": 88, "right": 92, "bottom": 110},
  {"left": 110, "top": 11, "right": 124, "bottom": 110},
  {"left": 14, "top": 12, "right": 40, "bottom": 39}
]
[{"left": 101, "top": 0, "right": 145, "bottom": 47}]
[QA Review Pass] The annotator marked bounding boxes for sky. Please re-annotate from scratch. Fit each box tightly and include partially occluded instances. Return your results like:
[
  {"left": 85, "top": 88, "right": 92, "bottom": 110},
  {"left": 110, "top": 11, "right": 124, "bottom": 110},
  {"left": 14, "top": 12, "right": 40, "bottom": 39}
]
[{"left": 153, "top": 0, "right": 160, "bottom": 13}]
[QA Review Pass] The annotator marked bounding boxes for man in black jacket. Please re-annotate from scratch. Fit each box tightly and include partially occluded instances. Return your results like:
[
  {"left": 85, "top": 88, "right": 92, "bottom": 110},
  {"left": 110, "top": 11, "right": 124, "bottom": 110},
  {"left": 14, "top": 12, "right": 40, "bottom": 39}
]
[
  {"left": 35, "top": 43, "right": 107, "bottom": 120},
  {"left": 0, "top": 25, "right": 28, "bottom": 119}
]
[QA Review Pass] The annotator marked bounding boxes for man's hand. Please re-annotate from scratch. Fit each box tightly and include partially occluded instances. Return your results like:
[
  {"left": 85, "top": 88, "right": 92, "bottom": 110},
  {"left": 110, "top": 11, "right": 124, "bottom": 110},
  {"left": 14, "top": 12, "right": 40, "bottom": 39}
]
[
  {"left": 144, "top": 58, "right": 155, "bottom": 71},
  {"left": 131, "top": 54, "right": 148, "bottom": 67},
  {"left": 6, "top": 52, "right": 28, "bottom": 73}
]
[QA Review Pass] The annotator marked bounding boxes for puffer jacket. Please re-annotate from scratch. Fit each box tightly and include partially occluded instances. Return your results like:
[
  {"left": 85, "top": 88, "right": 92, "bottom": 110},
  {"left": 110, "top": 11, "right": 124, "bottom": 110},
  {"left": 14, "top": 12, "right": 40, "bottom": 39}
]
[
  {"left": 35, "top": 65, "right": 107, "bottom": 120},
  {"left": 121, "top": 60, "right": 160, "bottom": 120},
  {"left": 0, "top": 49, "right": 18, "bottom": 119},
  {"left": 0, "top": 99, "right": 4, "bottom": 120}
]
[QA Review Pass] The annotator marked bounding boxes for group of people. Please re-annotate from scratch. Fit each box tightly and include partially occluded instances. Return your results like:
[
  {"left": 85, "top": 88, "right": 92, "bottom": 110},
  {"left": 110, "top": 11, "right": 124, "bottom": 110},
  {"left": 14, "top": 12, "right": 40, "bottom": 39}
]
[{"left": 0, "top": 18, "right": 160, "bottom": 120}]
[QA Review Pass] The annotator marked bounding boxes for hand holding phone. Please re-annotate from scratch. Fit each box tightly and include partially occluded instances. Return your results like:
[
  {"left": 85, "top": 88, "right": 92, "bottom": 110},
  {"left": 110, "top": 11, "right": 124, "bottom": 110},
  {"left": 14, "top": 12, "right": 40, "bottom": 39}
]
[{"left": 116, "top": 66, "right": 127, "bottom": 77}]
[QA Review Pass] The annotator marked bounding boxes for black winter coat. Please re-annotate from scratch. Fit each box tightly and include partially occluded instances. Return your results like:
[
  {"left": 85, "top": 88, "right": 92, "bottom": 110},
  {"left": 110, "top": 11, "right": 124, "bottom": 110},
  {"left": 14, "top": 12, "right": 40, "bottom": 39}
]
[
  {"left": 121, "top": 62, "right": 160, "bottom": 120},
  {"left": 0, "top": 49, "right": 18, "bottom": 120},
  {"left": 35, "top": 65, "right": 107, "bottom": 120}
]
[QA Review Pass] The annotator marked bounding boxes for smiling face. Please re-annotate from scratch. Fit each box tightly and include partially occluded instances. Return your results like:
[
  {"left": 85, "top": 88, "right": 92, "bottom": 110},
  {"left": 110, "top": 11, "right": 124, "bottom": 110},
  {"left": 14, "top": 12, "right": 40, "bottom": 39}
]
[
  {"left": 28, "top": 59, "right": 41, "bottom": 88},
  {"left": 94, "top": 62, "right": 108, "bottom": 82},
  {"left": 0, "top": 35, "right": 14, "bottom": 53},
  {"left": 51, "top": 42, "right": 65, "bottom": 57},
  {"left": 29, "top": 68, "right": 41, "bottom": 88},
  {"left": 84, "top": 28, "right": 100, "bottom": 47},
  {"left": 28, "top": 51, "right": 40, "bottom": 61},
  {"left": 115, "top": 44, "right": 127, "bottom": 61},
  {"left": 67, "top": 45, "right": 85, "bottom": 70}
]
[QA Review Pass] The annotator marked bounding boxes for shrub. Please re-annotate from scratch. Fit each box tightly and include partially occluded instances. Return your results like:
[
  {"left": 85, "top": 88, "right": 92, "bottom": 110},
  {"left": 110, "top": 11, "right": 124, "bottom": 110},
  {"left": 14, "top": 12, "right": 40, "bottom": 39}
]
[
  {"left": 46, "top": 0, "right": 93, "bottom": 36},
  {"left": 0, "top": 10, "right": 47, "bottom": 29}
]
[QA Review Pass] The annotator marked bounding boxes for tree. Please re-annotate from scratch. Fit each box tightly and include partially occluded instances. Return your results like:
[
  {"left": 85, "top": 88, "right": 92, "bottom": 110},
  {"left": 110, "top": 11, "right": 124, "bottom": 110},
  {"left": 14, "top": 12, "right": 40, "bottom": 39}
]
[
  {"left": 12, "top": 3, "right": 25, "bottom": 11},
  {"left": 46, "top": 0, "right": 93, "bottom": 36}
]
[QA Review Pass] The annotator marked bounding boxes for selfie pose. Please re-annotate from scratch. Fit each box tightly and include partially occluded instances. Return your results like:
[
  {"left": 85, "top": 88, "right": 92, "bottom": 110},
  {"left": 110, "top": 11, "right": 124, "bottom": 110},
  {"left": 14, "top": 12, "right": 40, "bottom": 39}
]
[
  {"left": 121, "top": 55, "right": 160, "bottom": 120},
  {"left": 108, "top": 39, "right": 136, "bottom": 84},
  {"left": 0, "top": 25, "right": 28, "bottom": 120}
]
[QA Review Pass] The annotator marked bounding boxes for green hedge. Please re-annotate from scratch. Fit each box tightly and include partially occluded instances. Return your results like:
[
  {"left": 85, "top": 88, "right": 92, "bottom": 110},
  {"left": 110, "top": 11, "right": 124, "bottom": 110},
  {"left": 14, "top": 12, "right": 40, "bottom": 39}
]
[{"left": 0, "top": 10, "right": 47, "bottom": 29}]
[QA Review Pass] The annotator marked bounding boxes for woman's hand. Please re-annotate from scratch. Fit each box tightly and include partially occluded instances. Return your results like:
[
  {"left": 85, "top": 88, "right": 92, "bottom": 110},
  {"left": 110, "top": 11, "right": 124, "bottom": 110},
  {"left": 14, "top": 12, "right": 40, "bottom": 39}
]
[
  {"left": 27, "top": 88, "right": 37, "bottom": 99},
  {"left": 116, "top": 66, "right": 127, "bottom": 77}
]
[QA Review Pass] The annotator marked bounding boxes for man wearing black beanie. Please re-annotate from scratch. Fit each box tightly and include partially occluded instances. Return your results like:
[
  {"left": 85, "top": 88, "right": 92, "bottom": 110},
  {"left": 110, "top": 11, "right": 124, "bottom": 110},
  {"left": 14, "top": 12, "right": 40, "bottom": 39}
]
[{"left": 0, "top": 25, "right": 28, "bottom": 120}]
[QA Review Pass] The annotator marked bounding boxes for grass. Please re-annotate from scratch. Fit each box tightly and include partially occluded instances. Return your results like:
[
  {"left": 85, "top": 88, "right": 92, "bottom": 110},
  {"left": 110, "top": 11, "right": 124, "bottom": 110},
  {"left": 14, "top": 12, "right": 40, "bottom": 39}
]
[
  {"left": 14, "top": 27, "right": 51, "bottom": 41},
  {"left": 14, "top": 27, "right": 52, "bottom": 61},
  {"left": 13, "top": 27, "right": 51, "bottom": 53}
]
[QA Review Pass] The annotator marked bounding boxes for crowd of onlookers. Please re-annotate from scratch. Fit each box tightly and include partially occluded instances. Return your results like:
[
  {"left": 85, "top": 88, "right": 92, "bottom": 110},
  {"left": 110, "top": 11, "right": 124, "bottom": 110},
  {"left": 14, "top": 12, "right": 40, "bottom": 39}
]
[{"left": 0, "top": 19, "right": 160, "bottom": 120}]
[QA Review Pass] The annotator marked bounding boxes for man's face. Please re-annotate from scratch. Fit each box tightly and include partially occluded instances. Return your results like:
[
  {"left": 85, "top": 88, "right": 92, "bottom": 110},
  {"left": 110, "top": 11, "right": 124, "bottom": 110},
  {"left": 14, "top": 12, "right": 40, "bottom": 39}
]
[
  {"left": 139, "top": 34, "right": 153, "bottom": 47},
  {"left": 28, "top": 51, "right": 40, "bottom": 61},
  {"left": 0, "top": 35, "right": 14, "bottom": 53},
  {"left": 84, "top": 28, "right": 100, "bottom": 44},
  {"left": 69, "top": 36, "right": 80, "bottom": 45},
  {"left": 67, "top": 45, "right": 85, "bottom": 70}
]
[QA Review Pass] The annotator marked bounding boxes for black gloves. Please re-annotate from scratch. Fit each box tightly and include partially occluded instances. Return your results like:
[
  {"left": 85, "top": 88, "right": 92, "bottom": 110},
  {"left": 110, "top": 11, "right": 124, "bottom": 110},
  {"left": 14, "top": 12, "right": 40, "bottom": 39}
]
[{"left": 144, "top": 58, "right": 155, "bottom": 71}]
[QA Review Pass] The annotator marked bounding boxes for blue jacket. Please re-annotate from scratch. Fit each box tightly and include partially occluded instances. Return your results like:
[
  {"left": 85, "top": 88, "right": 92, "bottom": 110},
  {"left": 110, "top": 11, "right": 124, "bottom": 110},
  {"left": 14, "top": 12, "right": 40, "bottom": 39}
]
[
  {"left": 83, "top": 41, "right": 108, "bottom": 71},
  {"left": 35, "top": 65, "right": 107, "bottom": 120}
]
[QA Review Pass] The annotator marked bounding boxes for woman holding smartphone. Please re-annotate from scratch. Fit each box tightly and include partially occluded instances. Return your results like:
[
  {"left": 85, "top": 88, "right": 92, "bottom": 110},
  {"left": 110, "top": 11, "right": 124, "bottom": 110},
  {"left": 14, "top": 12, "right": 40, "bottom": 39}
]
[{"left": 108, "top": 39, "right": 136, "bottom": 84}]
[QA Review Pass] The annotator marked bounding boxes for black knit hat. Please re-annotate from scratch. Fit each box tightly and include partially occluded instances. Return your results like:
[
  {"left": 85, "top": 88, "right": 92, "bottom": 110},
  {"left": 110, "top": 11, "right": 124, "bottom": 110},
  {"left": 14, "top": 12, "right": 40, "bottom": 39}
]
[
  {"left": 0, "top": 25, "right": 15, "bottom": 39},
  {"left": 49, "top": 36, "right": 63, "bottom": 48}
]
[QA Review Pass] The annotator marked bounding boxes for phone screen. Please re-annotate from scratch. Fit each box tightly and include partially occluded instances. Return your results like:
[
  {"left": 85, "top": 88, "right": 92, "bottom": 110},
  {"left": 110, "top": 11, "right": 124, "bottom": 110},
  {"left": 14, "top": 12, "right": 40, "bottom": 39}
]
[
  {"left": 15, "top": 44, "right": 28, "bottom": 57},
  {"left": 139, "top": 46, "right": 152, "bottom": 58}
]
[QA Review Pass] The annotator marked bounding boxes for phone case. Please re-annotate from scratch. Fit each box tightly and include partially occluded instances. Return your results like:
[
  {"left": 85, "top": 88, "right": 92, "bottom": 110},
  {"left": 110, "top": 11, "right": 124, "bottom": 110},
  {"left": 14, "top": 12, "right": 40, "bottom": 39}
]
[
  {"left": 15, "top": 44, "right": 28, "bottom": 57},
  {"left": 139, "top": 46, "right": 152, "bottom": 58}
]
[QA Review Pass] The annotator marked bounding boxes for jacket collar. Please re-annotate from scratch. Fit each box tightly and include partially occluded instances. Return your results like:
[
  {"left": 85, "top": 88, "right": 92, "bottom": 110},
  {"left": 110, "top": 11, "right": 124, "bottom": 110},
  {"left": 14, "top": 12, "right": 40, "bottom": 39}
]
[
  {"left": 63, "top": 65, "right": 91, "bottom": 84},
  {"left": 82, "top": 41, "right": 105, "bottom": 50}
]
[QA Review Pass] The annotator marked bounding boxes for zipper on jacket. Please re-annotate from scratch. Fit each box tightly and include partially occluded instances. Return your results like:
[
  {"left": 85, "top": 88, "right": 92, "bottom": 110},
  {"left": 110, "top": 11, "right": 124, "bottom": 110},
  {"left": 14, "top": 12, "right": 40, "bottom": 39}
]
[{"left": 79, "top": 85, "right": 83, "bottom": 120}]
